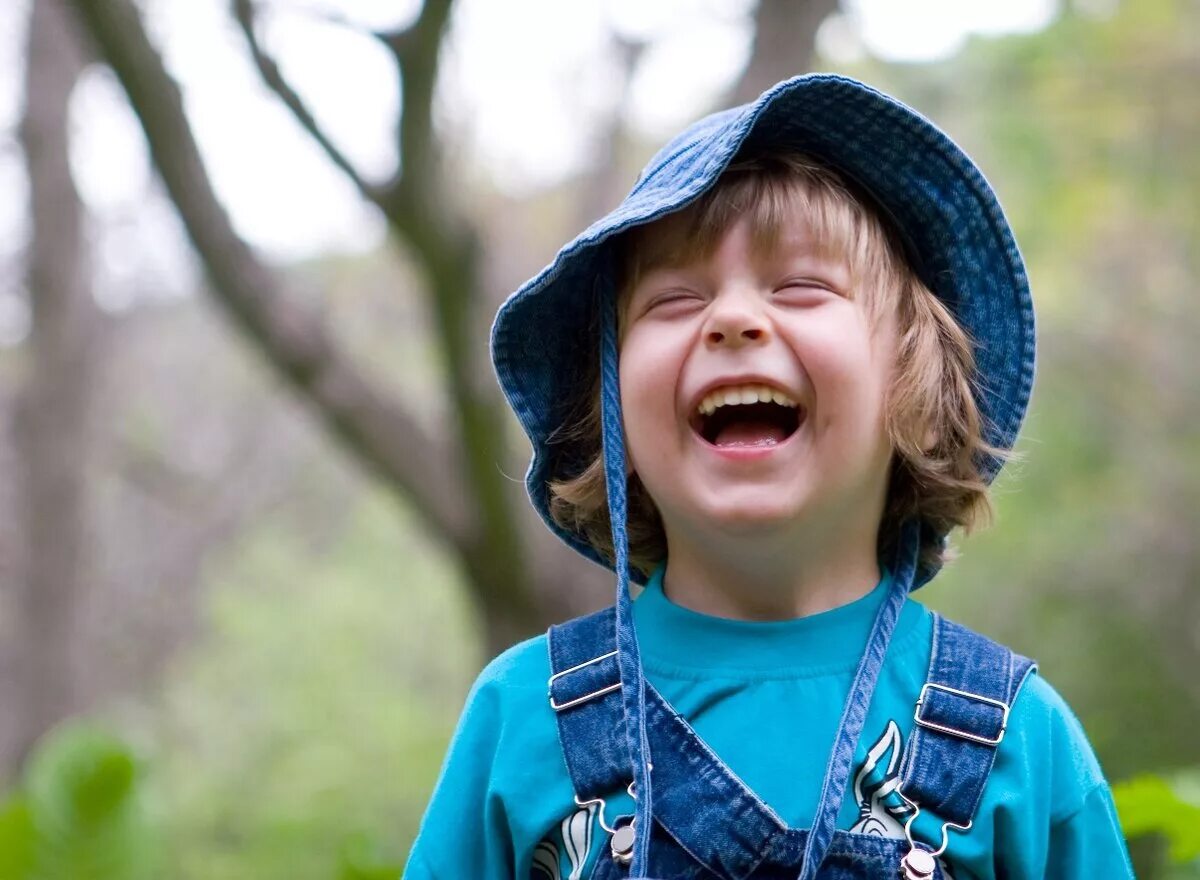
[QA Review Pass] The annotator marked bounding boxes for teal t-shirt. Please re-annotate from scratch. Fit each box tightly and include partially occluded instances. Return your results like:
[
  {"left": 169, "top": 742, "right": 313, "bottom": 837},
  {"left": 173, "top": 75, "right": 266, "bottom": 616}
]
[{"left": 403, "top": 569, "right": 1132, "bottom": 880}]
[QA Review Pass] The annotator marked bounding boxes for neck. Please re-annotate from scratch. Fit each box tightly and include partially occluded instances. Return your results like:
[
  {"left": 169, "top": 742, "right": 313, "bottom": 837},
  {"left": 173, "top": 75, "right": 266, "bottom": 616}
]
[{"left": 660, "top": 517, "right": 884, "bottom": 621}]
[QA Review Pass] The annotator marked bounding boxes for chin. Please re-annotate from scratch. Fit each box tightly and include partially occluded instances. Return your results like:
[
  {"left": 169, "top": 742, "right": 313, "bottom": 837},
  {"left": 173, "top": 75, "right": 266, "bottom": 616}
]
[{"left": 696, "top": 499, "right": 808, "bottom": 533}]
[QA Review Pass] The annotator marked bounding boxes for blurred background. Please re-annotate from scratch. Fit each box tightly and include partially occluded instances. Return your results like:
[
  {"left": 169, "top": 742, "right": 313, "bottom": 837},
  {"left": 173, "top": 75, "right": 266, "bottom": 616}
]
[{"left": 0, "top": 0, "right": 1197, "bottom": 877}]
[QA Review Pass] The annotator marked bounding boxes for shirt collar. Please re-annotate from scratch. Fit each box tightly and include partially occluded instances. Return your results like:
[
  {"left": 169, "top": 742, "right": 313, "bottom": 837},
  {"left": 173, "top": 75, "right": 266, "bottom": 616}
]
[{"left": 632, "top": 564, "right": 917, "bottom": 676}]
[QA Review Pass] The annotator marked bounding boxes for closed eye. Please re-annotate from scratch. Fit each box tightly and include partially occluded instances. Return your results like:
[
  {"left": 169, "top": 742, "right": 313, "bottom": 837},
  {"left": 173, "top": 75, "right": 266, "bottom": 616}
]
[
  {"left": 774, "top": 277, "right": 843, "bottom": 298},
  {"left": 642, "top": 289, "right": 706, "bottom": 314}
]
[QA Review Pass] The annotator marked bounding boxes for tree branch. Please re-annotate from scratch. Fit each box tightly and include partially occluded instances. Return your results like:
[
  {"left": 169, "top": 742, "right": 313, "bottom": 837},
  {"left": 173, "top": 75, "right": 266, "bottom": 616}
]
[
  {"left": 229, "top": 0, "right": 456, "bottom": 235},
  {"left": 375, "top": 0, "right": 535, "bottom": 620},
  {"left": 231, "top": 0, "right": 387, "bottom": 208},
  {"left": 377, "top": 0, "right": 454, "bottom": 232},
  {"left": 66, "top": 0, "right": 473, "bottom": 551}
]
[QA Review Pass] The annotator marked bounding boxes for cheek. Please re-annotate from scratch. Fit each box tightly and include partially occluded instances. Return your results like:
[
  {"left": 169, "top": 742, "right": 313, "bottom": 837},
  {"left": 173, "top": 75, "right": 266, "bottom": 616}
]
[
  {"left": 619, "top": 324, "right": 688, "bottom": 405},
  {"left": 618, "top": 328, "right": 689, "bottom": 467},
  {"left": 787, "top": 324, "right": 891, "bottom": 425}
]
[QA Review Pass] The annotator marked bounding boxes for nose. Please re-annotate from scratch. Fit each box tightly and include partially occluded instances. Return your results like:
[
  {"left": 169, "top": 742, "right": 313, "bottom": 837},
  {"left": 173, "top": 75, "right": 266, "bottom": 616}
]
[{"left": 703, "top": 288, "right": 769, "bottom": 349}]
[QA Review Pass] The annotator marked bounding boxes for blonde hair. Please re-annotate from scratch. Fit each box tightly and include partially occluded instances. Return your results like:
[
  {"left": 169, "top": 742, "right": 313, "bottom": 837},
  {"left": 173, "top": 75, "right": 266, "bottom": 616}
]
[{"left": 548, "top": 152, "right": 1011, "bottom": 576}]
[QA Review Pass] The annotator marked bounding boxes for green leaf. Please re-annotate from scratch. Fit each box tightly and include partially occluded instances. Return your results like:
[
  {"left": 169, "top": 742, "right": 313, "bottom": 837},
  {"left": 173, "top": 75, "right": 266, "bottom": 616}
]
[
  {"left": 0, "top": 796, "right": 37, "bottom": 880},
  {"left": 1113, "top": 774, "right": 1200, "bottom": 864},
  {"left": 21, "top": 723, "right": 152, "bottom": 880}
]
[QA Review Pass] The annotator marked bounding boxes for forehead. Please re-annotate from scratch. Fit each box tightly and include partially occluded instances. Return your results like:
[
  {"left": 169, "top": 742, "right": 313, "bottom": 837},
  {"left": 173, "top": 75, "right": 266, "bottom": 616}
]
[
  {"left": 637, "top": 210, "right": 838, "bottom": 275},
  {"left": 617, "top": 167, "right": 864, "bottom": 287}
]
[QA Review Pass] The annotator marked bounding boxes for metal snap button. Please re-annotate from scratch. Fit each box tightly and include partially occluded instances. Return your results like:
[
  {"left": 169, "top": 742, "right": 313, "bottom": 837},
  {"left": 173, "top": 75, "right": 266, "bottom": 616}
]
[
  {"left": 610, "top": 820, "right": 636, "bottom": 866},
  {"left": 900, "top": 847, "right": 937, "bottom": 880}
]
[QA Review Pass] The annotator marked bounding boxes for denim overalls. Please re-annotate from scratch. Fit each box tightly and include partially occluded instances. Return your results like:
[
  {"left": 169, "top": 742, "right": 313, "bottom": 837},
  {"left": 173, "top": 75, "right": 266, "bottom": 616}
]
[{"left": 546, "top": 531, "right": 1036, "bottom": 880}]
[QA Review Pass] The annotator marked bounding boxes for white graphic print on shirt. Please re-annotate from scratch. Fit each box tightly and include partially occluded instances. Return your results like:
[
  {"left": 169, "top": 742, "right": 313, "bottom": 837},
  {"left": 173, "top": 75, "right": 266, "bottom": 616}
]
[
  {"left": 848, "top": 719, "right": 909, "bottom": 836},
  {"left": 531, "top": 722, "right": 954, "bottom": 879},
  {"left": 532, "top": 801, "right": 598, "bottom": 880},
  {"left": 848, "top": 721, "right": 955, "bottom": 878}
]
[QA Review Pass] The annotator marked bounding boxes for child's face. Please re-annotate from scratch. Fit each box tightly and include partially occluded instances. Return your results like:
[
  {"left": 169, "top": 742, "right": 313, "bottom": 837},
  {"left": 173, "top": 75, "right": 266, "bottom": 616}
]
[{"left": 618, "top": 211, "right": 899, "bottom": 547}]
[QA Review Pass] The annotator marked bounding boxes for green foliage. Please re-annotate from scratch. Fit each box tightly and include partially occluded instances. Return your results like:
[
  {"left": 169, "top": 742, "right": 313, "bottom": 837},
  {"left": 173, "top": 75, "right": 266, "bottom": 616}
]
[
  {"left": 121, "top": 486, "right": 475, "bottom": 880},
  {"left": 0, "top": 722, "right": 416, "bottom": 880},
  {"left": 336, "top": 834, "right": 405, "bottom": 880},
  {"left": 0, "top": 799, "right": 36, "bottom": 879},
  {"left": 0, "top": 724, "right": 155, "bottom": 880},
  {"left": 1114, "top": 774, "right": 1200, "bottom": 865}
]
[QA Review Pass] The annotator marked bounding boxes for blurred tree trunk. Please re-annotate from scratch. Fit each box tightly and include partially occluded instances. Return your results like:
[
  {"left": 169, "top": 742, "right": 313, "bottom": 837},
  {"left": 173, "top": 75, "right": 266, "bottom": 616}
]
[
  {"left": 729, "top": 0, "right": 840, "bottom": 105},
  {"left": 7, "top": 0, "right": 96, "bottom": 776},
  {"left": 64, "top": 0, "right": 833, "bottom": 660}
]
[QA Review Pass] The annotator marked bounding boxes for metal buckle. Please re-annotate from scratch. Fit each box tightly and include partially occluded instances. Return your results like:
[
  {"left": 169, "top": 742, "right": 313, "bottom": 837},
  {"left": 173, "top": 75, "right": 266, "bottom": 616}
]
[
  {"left": 573, "top": 778, "right": 639, "bottom": 834},
  {"left": 913, "top": 682, "right": 1010, "bottom": 746},
  {"left": 548, "top": 650, "right": 620, "bottom": 711},
  {"left": 896, "top": 787, "right": 971, "bottom": 872}
]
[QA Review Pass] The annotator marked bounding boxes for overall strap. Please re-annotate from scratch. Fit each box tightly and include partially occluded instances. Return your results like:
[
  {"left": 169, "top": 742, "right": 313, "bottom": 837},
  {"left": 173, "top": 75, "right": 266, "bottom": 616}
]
[
  {"left": 547, "top": 606, "right": 632, "bottom": 801},
  {"left": 899, "top": 613, "right": 1037, "bottom": 828}
]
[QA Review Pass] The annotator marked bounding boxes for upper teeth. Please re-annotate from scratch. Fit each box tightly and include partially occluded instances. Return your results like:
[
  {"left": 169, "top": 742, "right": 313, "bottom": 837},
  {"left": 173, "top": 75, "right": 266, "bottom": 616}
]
[{"left": 696, "top": 384, "right": 798, "bottom": 416}]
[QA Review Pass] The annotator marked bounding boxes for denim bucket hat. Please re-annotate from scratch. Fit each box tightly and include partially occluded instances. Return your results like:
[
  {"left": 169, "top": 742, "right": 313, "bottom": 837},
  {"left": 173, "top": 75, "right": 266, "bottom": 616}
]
[
  {"left": 492, "top": 73, "right": 1035, "bottom": 878},
  {"left": 491, "top": 72, "right": 1036, "bottom": 592}
]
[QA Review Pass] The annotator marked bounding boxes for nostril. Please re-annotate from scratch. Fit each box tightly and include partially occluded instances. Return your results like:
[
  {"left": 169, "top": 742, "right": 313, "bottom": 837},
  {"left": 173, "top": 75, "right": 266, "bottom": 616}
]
[
  {"left": 708, "top": 331, "right": 725, "bottom": 344},
  {"left": 743, "top": 329, "right": 763, "bottom": 340}
]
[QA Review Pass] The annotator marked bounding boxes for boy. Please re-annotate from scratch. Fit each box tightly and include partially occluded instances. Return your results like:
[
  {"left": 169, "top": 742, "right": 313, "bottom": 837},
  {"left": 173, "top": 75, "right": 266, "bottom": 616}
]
[{"left": 404, "top": 74, "right": 1133, "bottom": 879}]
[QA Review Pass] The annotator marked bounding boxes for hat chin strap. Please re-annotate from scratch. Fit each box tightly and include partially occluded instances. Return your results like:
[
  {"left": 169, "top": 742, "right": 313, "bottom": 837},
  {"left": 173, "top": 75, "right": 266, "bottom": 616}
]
[
  {"left": 796, "top": 518, "right": 922, "bottom": 879},
  {"left": 599, "top": 276, "right": 655, "bottom": 876}
]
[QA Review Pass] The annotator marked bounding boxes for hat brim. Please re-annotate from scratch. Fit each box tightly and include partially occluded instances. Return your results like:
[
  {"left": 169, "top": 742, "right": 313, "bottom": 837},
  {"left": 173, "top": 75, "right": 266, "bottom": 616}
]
[{"left": 491, "top": 73, "right": 1035, "bottom": 582}]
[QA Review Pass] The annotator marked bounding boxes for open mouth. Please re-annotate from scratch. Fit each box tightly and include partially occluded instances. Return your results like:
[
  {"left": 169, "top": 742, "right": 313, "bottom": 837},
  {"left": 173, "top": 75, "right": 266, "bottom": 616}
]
[{"left": 690, "top": 385, "right": 805, "bottom": 448}]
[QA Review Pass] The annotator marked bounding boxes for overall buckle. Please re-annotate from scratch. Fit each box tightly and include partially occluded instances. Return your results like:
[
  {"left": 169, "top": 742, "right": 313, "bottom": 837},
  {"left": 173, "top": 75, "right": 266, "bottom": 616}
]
[
  {"left": 548, "top": 650, "right": 620, "bottom": 711},
  {"left": 914, "top": 682, "right": 1010, "bottom": 746}
]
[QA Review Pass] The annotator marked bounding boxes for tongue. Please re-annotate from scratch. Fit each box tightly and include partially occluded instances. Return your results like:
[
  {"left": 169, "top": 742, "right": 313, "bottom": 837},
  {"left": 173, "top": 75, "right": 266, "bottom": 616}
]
[{"left": 713, "top": 419, "right": 787, "bottom": 447}]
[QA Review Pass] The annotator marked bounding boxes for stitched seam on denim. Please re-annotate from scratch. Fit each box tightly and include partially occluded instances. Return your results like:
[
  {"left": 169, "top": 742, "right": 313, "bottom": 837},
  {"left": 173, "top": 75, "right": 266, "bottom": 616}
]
[
  {"left": 648, "top": 685, "right": 789, "bottom": 831},
  {"left": 821, "top": 832, "right": 915, "bottom": 868},
  {"left": 752, "top": 827, "right": 799, "bottom": 878},
  {"left": 547, "top": 622, "right": 593, "bottom": 794},
  {"left": 799, "top": 542, "right": 915, "bottom": 876},
  {"left": 629, "top": 80, "right": 778, "bottom": 200},
  {"left": 654, "top": 825, "right": 709, "bottom": 879},
  {"left": 648, "top": 696, "right": 789, "bottom": 878},
  {"left": 960, "top": 641, "right": 1014, "bottom": 820},
  {"left": 905, "top": 616, "right": 1037, "bottom": 841},
  {"left": 1009, "top": 655, "right": 1036, "bottom": 703},
  {"left": 654, "top": 815, "right": 732, "bottom": 880},
  {"left": 644, "top": 688, "right": 782, "bottom": 880},
  {"left": 552, "top": 610, "right": 637, "bottom": 800},
  {"left": 899, "top": 611, "right": 941, "bottom": 787},
  {"left": 628, "top": 135, "right": 711, "bottom": 197}
]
